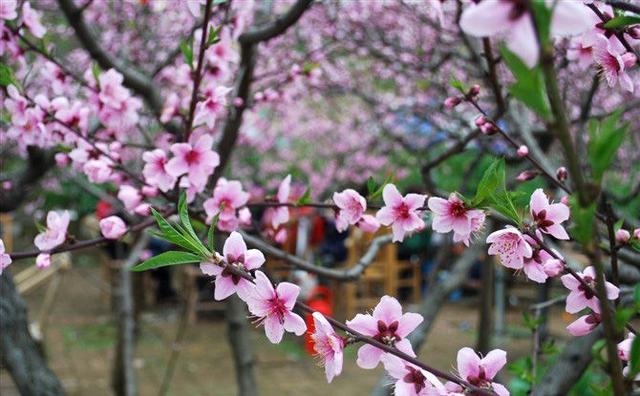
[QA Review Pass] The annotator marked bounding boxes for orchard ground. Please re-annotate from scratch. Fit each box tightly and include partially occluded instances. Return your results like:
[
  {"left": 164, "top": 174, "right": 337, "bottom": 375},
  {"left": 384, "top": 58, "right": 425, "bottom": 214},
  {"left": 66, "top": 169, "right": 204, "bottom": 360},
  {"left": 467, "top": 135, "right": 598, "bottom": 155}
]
[{"left": 0, "top": 251, "right": 584, "bottom": 396}]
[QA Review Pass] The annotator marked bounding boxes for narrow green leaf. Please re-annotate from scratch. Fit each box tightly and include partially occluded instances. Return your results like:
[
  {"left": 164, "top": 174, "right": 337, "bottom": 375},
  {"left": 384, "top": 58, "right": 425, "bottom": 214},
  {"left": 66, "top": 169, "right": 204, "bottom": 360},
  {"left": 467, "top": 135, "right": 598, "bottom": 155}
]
[
  {"left": 603, "top": 15, "right": 640, "bottom": 30},
  {"left": 207, "top": 25, "right": 222, "bottom": 46},
  {"left": 91, "top": 63, "right": 101, "bottom": 82},
  {"left": 614, "top": 219, "right": 624, "bottom": 232},
  {"left": 0, "top": 64, "right": 19, "bottom": 88},
  {"left": 297, "top": 188, "right": 312, "bottom": 205},
  {"left": 630, "top": 335, "right": 640, "bottom": 376},
  {"left": 151, "top": 208, "right": 206, "bottom": 254},
  {"left": 180, "top": 40, "right": 193, "bottom": 67},
  {"left": 615, "top": 307, "right": 634, "bottom": 331},
  {"left": 131, "top": 251, "right": 203, "bottom": 272},
  {"left": 588, "top": 111, "right": 628, "bottom": 182},
  {"left": 569, "top": 196, "right": 596, "bottom": 246},
  {"left": 448, "top": 76, "right": 467, "bottom": 94},
  {"left": 178, "top": 191, "right": 198, "bottom": 241},
  {"left": 472, "top": 158, "right": 503, "bottom": 206},
  {"left": 366, "top": 176, "right": 378, "bottom": 196}
]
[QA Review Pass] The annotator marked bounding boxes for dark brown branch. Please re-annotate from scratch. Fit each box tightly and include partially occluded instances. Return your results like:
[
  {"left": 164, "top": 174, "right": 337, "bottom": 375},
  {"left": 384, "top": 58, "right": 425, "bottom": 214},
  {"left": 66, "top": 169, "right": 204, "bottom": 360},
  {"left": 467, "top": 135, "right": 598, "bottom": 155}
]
[
  {"left": 0, "top": 147, "right": 54, "bottom": 213},
  {"left": 238, "top": 0, "right": 314, "bottom": 45}
]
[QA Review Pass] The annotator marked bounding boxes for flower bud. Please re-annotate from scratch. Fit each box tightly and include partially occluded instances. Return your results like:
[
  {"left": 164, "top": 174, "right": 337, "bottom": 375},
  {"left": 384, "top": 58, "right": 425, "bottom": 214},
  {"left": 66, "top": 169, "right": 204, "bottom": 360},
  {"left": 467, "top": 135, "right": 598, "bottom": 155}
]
[
  {"left": 616, "top": 229, "right": 630, "bottom": 244},
  {"left": 233, "top": 97, "right": 244, "bottom": 107},
  {"left": 556, "top": 166, "right": 568, "bottom": 181},
  {"left": 55, "top": 152, "right": 70, "bottom": 166},
  {"left": 543, "top": 259, "right": 563, "bottom": 277},
  {"left": 474, "top": 115, "right": 487, "bottom": 127},
  {"left": 560, "top": 196, "right": 569, "bottom": 206},
  {"left": 444, "top": 96, "right": 462, "bottom": 109},
  {"left": 100, "top": 216, "right": 128, "bottom": 240},
  {"left": 516, "top": 145, "right": 528, "bottom": 157},
  {"left": 516, "top": 170, "right": 540, "bottom": 182},
  {"left": 36, "top": 253, "right": 51, "bottom": 269},
  {"left": 479, "top": 122, "right": 497, "bottom": 135},
  {"left": 634, "top": 228, "right": 640, "bottom": 240},
  {"left": 468, "top": 84, "right": 481, "bottom": 97},
  {"left": 141, "top": 185, "right": 158, "bottom": 197}
]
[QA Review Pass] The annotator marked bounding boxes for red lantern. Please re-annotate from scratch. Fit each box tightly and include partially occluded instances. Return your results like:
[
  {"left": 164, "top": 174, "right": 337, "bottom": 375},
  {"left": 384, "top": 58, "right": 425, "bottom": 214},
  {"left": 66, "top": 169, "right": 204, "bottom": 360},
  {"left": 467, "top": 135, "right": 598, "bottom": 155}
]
[{"left": 304, "top": 286, "right": 333, "bottom": 355}]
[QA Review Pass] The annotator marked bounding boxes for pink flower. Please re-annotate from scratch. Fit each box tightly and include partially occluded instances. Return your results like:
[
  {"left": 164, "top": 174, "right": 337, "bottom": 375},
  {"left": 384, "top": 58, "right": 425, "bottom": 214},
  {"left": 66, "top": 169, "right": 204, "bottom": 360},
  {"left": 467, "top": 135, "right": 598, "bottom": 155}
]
[
  {"left": 376, "top": 184, "right": 426, "bottom": 242},
  {"left": 118, "top": 185, "right": 143, "bottom": 213},
  {"left": 22, "top": 2, "right": 46, "bottom": 38},
  {"left": 310, "top": 312, "right": 344, "bottom": 383},
  {"left": 486, "top": 227, "right": 533, "bottom": 270},
  {"left": 450, "top": 347, "right": 509, "bottom": 396},
  {"left": 0, "top": 239, "right": 12, "bottom": 275},
  {"left": 428, "top": 194, "right": 485, "bottom": 246},
  {"left": 34, "top": 210, "right": 70, "bottom": 251},
  {"left": 36, "top": 253, "right": 51, "bottom": 269},
  {"left": 142, "top": 149, "right": 177, "bottom": 192},
  {"left": 4, "top": 85, "right": 28, "bottom": 126},
  {"left": 193, "top": 85, "right": 232, "bottom": 128},
  {"left": 100, "top": 216, "right": 127, "bottom": 240},
  {"left": 270, "top": 175, "right": 291, "bottom": 229},
  {"left": 618, "top": 333, "right": 635, "bottom": 361},
  {"left": 200, "top": 232, "right": 264, "bottom": 301},
  {"left": 357, "top": 214, "right": 380, "bottom": 233},
  {"left": 98, "top": 69, "right": 130, "bottom": 109},
  {"left": 567, "top": 313, "right": 600, "bottom": 336},
  {"left": 0, "top": 0, "right": 17, "bottom": 20},
  {"left": 203, "top": 178, "right": 250, "bottom": 231},
  {"left": 560, "top": 266, "right": 619, "bottom": 314},
  {"left": 460, "top": 0, "right": 591, "bottom": 67},
  {"left": 83, "top": 159, "right": 112, "bottom": 183},
  {"left": 542, "top": 259, "right": 564, "bottom": 278},
  {"left": 519, "top": 233, "right": 564, "bottom": 283},
  {"left": 333, "top": 189, "right": 367, "bottom": 232},
  {"left": 593, "top": 35, "right": 636, "bottom": 92},
  {"left": 245, "top": 271, "right": 306, "bottom": 343},
  {"left": 530, "top": 189, "right": 570, "bottom": 240},
  {"left": 615, "top": 229, "right": 630, "bottom": 244},
  {"left": 346, "top": 295, "right": 423, "bottom": 369},
  {"left": 381, "top": 355, "right": 446, "bottom": 396},
  {"left": 166, "top": 134, "right": 219, "bottom": 190},
  {"left": 516, "top": 145, "right": 528, "bottom": 157}
]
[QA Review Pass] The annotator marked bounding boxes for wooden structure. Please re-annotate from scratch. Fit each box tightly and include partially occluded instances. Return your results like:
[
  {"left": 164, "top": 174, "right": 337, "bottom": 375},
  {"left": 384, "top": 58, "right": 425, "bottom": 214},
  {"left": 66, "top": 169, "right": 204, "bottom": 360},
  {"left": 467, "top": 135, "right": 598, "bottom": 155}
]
[{"left": 335, "top": 229, "right": 422, "bottom": 320}]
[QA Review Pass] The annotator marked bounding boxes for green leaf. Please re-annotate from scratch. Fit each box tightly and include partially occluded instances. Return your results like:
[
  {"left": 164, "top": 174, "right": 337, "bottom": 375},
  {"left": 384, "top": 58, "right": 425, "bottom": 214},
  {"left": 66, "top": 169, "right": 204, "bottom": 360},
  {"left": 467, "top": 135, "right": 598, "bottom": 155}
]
[
  {"left": 207, "top": 25, "right": 222, "bottom": 46},
  {"left": 588, "top": 110, "right": 628, "bottom": 182},
  {"left": 499, "top": 46, "right": 551, "bottom": 119},
  {"left": 614, "top": 219, "right": 624, "bottom": 232},
  {"left": 472, "top": 158, "right": 504, "bottom": 206},
  {"left": 530, "top": 1, "right": 553, "bottom": 44},
  {"left": 91, "top": 63, "right": 101, "bottom": 83},
  {"left": 150, "top": 208, "right": 206, "bottom": 255},
  {"left": 615, "top": 307, "right": 635, "bottom": 331},
  {"left": 178, "top": 191, "right": 198, "bottom": 241},
  {"left": 180, "top": 40, "right": 194, "bottom": 68},
  {"left": 448, "top": 76, "right": 467, "bottom": 94},
  {"left": 0, "top": 64, "right": 19, "bottom": 88},
  {"left": 366, "top": 176, "right": 378, "bottom": 196},
  {"left": 131, "top": 251, "right": 203, "bottom": 272},
  {"left": 603, "top": 15, "right": 640, "bottom": 30},
  {"left": 569, "top": 196, "right": 596, "bottom": 246},
  {"left": 297, "top": 188, "right": 312, "bottom": 205},
  {"left": 630, "top": 335, "right": 640, "bottom": 376}
]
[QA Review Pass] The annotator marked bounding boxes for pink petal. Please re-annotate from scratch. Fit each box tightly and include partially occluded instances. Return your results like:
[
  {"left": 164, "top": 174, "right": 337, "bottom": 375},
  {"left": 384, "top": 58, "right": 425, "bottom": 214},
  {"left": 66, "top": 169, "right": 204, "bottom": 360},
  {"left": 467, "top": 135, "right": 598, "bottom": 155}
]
[
  {"left": 481, "top": 349, "right": 507, "bottom": 379},
  {"left": 200, "top": 262, "right": 221, "bottom": 276},
  {"left": 492, "top": 382, "right": 510, "bottom": 396},
  {"left": 235, "top": 279, "right": 255, "bottom": 301},
  {"left": 264, "top": 314, "right": 285, "bottom": 344},
  {"left": 545, "top": 224, "right": 570, "bottom": 240},
  {"left": 376, "top": 207, "right": 395, "bottom": 226},
  {"left": 244, "top": 249, "right": 265, "bottom": 270},
  {"left": 457, "top": 347, "right": 481, "bottom": 380},
  {"left": 397, "top": 312, "right": 424, "bottom": 338},
  {"left": 223, "top": 231, "right": 247, "bottom": 259},
  {"left": 276, "top": 281, "right": 301, "bottom": 309},
  {"left": 529, "top": 189, "right": 548, "bottom": 216},
  {"left": 427, "top": 196, "right": 449, "bottom": 214},
  {"left": 214, "top": 276, "right": 236, "bottom": 301},
  {"left": 524, "top": 261, "right": 548, "bottom": 283},
  {"left": 404, "top": 193, "right": 426, "bottom": 211},
  {"left": 381, "top": 355, "right": 406, "bottom": 379},
  {"left": 551, "top": 1, "right": 593, "bottom": 37},
  {"left": 346, "top": 314, "right": 378, "bottom": 337},
  {"left": 356, "top": 344, "right": 384, "bottom": 369},
  {"left": 252, "top": 271, "right": 275, "bottom": 300},
  {"left": 546, "top": 202, "right": 570, "bottom": 223},
  {"left": 283, "top": 311, "right": 307, "bottom": 335},
  {"left": 565, "top": 291, "right": 587, "bottom": 314},
  {"left": 560, "top": 273, "right": 580, "bottom": 290},
  {"left": 391, "top": 222, "right": 406, "bottom": 242},
  {"left": 165, "top": 157, "right": 189, "bottom": 177},
  {"left": 459, "top": 1, "right": 513, "bottom": 37},
  {"left": 506, "top": 16, "right": 540, "bottom": 68},
  {"left": 373, "top": 295, "right": 403, "bottom": 323},
  {"left": 566, "top": 315, "right": 597, "bottom": 336},
  {"left": 277, "top": 174, "right": 291, "bottom": 203},
  {"left": 382, "top": 184, "right": 403, "bottom": 207},
  {"left": 394, "top": 338, "right": 416, "bottom": 357},
  {"left": 605, "top": 282, "right": 619, "bottom": 300}
]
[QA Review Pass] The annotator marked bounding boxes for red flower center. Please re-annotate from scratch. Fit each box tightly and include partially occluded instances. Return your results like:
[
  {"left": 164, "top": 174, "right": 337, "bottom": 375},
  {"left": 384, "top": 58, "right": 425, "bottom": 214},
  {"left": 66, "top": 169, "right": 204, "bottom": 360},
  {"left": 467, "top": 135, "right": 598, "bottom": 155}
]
[
  {"left": 403, "top": 366, "right": 427, "bottom": 394},
  {"left": 185, "top": 149, "right": 200, "bottom": 165}
]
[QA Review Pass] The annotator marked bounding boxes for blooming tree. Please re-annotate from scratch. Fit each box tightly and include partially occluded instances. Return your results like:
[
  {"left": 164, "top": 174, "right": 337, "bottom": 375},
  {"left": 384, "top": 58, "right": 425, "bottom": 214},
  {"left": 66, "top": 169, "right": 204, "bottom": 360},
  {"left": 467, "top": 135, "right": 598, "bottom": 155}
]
[{"left": 2, "top": 0, "right": 640, "bottom": 395}]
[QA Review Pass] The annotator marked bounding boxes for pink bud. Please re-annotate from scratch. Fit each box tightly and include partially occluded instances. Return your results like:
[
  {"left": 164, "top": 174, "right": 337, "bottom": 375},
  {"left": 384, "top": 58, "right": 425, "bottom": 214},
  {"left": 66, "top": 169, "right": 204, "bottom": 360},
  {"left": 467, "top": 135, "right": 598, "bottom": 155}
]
[
  {"left": 55, "top": 153, "right": 70, "bottom": 166},
  {"left": 253, "top": 91, "right": 264, "bottom": 102},
  {"left": 468, "top": 84, "right": 481, "bottom": 97},
  {"left": 140, "top": 249, "right": 153, "bottom": 261},
  {"left": 36, "top": 253, "right": 51, "bottom": 269},
  {"left": 543, "top": 259, "right": 564, "bottom": 277},
  {"left": 634, "top": 228, "right": 640, "bottom": 240},
  {"left": 556, "top": 167, "right": 568, "bottom": 181},
  {"left": 474, "top": 115, "right": 487, "bottom": 127},
  {"left": 516, "top": 170, "right": 540, "bottom": 182},
  {"left": 134, "top": 203, "right": 151, "bottom": 216},
  {"left": 100, "top": 216, "right": 128, "bottom": 240},
  {"left": 616, "top": 229, "right": 630, "bottom": 244},
  {"left": 233, "top": 97, "right": 244, "bottom": 107},
  {"left": 141, "top": 185, "right": 158, "bottom": 197},
  {"left": 444, "top": 96, "right": 462, "bottom": 109},
  {"left": 357, "top": 214, "right": 381, "bottom": 233},
  {"left": 479, "top": 122, "right": 497, "bottom": 135},
  {"left": 560, "top": 196, "right": 569, "bottom": 205},
  {"left": 621, "top": 52, "right": 637, "bottom": 68},
  {"left": 517, "top": 145, "right": 528, "bottom": 157},
  {"left": 2, "top": 181, "right": 12, "bottom": 190}
]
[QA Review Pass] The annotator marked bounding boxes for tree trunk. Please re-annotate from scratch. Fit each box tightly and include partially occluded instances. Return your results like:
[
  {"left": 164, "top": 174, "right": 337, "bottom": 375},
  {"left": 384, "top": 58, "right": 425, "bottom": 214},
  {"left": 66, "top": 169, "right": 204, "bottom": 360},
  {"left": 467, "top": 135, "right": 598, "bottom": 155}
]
[
  {"left": 226, "top": 295, "right": 259, "bottom": 396},
  {"left": 0, "top": 272, "right": 66, "bottom": 395}
]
